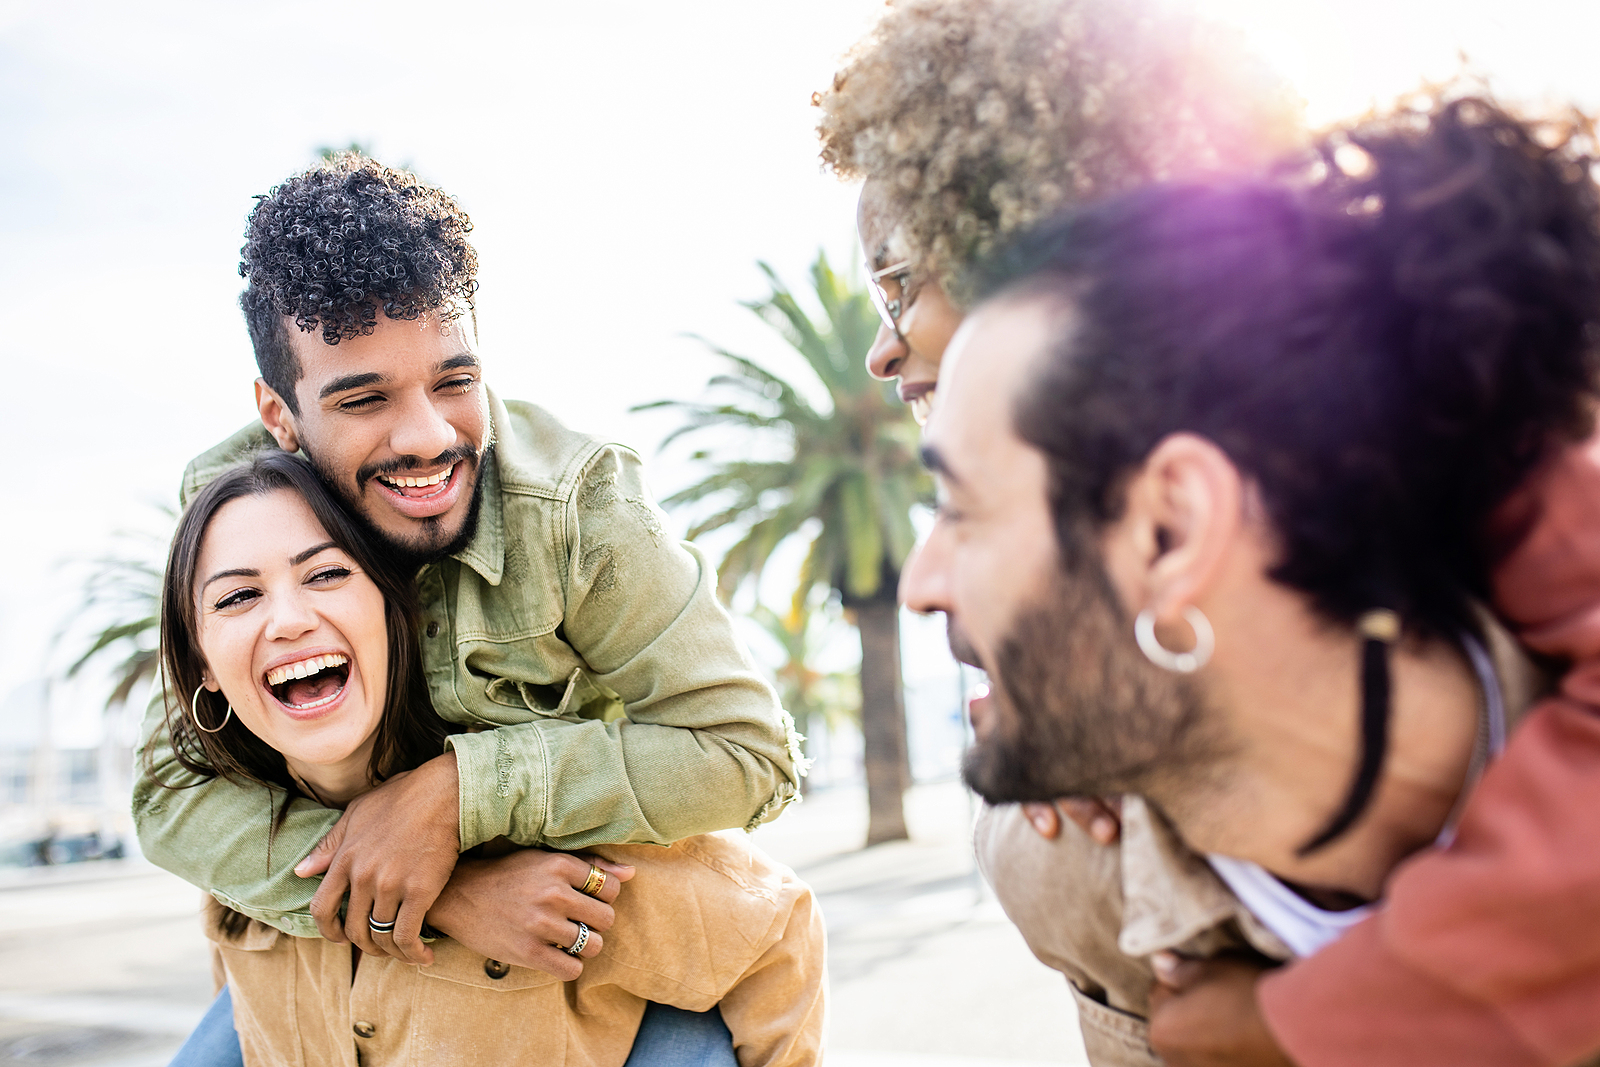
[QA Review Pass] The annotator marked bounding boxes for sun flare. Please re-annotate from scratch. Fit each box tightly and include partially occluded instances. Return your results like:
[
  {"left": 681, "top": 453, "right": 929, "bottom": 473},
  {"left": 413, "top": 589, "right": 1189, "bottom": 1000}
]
[{"left": 1190, "top": 0, "right": 1600, "bottom": 127}]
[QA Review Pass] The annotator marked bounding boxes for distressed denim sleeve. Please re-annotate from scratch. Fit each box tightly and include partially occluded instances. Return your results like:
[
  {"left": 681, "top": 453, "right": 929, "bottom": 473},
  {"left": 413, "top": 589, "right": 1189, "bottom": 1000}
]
[
  {"left": 131, "top": 678, "right": 336, "bottom": 938},
  {"left": 445, "top": 446, "right": 802, "bottom": 851}
]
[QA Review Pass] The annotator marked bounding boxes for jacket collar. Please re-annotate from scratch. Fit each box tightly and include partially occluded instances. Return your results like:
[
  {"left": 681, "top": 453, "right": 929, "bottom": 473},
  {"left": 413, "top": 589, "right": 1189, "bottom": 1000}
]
[
  {"left": 449, "top": 454, "right": 505, "bottom": 586},
  {"left": 445, "top": 392, "right": 508, "bottom": 586}
]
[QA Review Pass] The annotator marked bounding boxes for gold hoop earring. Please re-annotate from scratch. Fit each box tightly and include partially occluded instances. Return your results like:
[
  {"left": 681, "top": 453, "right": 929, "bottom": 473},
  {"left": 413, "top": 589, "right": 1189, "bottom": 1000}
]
[
  {"left": 1134, "top": 606, "right": 1214, "bottom": 673},
  {"left": 191, "top": 683, "right": 234, "bottom": 734}
]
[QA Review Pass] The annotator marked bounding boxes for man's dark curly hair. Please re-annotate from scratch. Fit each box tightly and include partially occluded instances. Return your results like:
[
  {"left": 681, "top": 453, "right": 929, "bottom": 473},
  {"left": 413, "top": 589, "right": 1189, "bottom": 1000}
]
[
  {"left": 239, "top": 154, "right": 479, "bottom": 414},
  {"left": 980, "top": 95, "right": 1600, "bottom": 639}
]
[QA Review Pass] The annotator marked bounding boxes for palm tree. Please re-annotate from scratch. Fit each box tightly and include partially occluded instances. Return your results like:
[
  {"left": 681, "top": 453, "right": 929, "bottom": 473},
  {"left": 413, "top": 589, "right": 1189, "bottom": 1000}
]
[
  {"left": 748, "top": 595, "right": 861, "bottom": 794},
  {"left": 59, "top": 513, "right": 172, "bottom": 710},
  {"left": 54, "top": 509, "right": 172, "bottom": 852},
  {"left": 634, "top": 251, "right": 931, "bottom": 844}
]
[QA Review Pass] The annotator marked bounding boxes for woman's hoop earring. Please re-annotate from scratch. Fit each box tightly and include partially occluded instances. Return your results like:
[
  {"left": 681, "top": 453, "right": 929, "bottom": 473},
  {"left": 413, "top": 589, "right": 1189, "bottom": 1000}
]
[
  {"left": 1134, "top": 606, "right": 1214, "bottom": 674},
  {"left": 191, "top": 683, "right": 234, "bottom": 734}
]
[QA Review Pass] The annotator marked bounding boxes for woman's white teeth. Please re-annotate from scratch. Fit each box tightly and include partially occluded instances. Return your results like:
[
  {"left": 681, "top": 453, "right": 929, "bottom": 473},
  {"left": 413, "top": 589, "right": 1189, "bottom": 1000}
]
[
  {"left": 386, "top": 468, "right": 449, "bottom": 488},
  {"left": 266, "top": 653, "right": 348, "bottom": 688}
]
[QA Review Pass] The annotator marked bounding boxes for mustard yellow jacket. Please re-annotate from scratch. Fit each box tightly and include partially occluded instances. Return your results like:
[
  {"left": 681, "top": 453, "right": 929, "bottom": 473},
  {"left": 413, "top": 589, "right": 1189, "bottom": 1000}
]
[{"left": 212, "top": 832, "right": 825, "bottom": 1067}]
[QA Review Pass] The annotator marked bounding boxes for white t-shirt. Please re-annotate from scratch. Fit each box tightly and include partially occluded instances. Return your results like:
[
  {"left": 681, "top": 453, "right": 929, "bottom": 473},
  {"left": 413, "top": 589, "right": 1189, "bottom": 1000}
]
[{"left": 1204, "top": 632, "right": 1505, "bottom": 958}]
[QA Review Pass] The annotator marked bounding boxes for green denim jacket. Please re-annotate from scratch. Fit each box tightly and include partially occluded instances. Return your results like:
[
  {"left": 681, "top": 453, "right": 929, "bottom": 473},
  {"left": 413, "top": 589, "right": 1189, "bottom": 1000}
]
[{"left": 132, "top": 393, "right": 800, "bottom": 937}]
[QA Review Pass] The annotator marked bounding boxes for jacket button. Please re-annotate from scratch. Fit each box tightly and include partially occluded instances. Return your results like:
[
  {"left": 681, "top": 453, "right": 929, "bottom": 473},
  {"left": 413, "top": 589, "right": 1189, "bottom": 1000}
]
[
  {"left": 484, "top": 959, "right": 511, "bottom": 979},
  {"left": 353, "top": 1021, "right": 376, "bottom": 1038},
  {"left": 426, "top": 622, "right": 441, "bottom": 638}
]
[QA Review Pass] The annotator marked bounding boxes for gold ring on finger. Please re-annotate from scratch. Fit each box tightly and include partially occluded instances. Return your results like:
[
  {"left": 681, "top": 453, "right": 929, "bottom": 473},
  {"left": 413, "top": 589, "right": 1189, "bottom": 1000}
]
[{"left": 580, "top": 865, "right": 606, "bottom": 898}]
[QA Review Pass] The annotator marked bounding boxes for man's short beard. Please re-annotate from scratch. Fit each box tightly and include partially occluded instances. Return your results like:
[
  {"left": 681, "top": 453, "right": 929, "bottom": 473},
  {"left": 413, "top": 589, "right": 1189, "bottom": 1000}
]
[
  {"left": 301, "top": 443, "right": 491, "bottom": 573},
  {"left": 961, "top": 545, "right": 1214, "bottom": 804}
]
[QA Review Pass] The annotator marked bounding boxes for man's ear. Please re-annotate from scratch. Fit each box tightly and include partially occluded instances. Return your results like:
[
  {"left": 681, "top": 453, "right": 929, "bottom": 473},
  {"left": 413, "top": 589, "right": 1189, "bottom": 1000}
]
[
  {"left": 256, "top": 378, "right": 301, "bottom": 453},
  {"left": 1108, "top": 433, "right": 1243, "bottom": 624}
]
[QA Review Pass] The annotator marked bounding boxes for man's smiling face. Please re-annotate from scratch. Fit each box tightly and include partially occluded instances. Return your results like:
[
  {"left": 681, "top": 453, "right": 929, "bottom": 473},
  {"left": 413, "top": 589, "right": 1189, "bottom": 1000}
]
[
  {"left": 256, "top": 311, "right": 490, "bottom": 563},
  {"left": 901, "top": 296, "right": 1207, "bottom": 802}
]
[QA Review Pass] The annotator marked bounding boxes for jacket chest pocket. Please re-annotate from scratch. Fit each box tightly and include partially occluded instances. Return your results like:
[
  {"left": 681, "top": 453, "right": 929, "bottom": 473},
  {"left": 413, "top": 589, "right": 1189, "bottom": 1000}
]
[
  {"left": 417, "top": 940, "right": 561, "bottom": 993},
  {"left": 409, "top": 941, "right": 567, "bottom": 1063},
  {"left": 484, "top": 676, "right": 567, "bottom": 716},
  {"left": 484, "top": 668, "right": 624, "bottom": 723}
]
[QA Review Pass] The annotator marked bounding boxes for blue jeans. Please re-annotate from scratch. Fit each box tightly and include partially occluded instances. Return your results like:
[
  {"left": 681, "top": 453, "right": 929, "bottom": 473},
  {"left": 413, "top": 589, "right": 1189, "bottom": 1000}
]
[
  {"left": 167, "top": 986, "right": 244, "bottom": 1067},
  {"left": 170, "top": 987, "right": 733, "bottom": 1067},
  {"left": 624, "top": 1002, "right": 737, "bottom": 1067}
]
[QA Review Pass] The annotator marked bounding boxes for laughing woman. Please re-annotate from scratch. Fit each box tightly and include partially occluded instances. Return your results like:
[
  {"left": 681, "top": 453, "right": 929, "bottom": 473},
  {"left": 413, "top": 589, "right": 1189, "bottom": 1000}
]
[{"left": 156, "top": 450, "right": 825, "bottom": 1067}]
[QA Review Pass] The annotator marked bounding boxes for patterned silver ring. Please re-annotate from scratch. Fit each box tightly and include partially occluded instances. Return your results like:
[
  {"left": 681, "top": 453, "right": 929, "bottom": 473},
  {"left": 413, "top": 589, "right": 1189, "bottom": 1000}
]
[
  {"left": 565, "top": 921, "right": 590, "bottom": 957},
  {"left": 368, "top": 915, "right": 397, "bottom": 935}
]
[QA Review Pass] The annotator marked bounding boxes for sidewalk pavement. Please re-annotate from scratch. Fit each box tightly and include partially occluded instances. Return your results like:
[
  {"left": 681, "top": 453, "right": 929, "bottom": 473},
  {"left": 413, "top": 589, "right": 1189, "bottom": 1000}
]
[{"left": 0, "top": 780, "right": 1089, "bottom": 1066}]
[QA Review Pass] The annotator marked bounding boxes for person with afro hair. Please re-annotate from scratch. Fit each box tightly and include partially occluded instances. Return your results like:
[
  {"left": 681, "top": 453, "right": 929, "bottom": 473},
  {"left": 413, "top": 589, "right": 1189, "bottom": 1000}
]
[{"left": 815, "top": 0, "right": 1301, "bottom": 422}]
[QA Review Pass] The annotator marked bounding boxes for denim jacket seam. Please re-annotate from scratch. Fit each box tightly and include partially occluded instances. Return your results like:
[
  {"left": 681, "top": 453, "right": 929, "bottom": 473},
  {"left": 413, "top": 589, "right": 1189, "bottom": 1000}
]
[
  {"left": 455, "top": 623, "right": 562, "bottom": 644},
  {"left": 497, "top": 480, "right": 566, "bottom": 500},
  {"left": 535, "top": 725, "right": 552, "bottom": 843}
]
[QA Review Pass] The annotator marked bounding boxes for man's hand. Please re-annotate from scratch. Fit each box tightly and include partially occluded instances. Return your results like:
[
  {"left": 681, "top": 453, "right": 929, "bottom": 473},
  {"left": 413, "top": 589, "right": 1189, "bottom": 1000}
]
[
  {"left": 295, "top": 752, "right": 461, "bottom": 964},
  {"left": 1147, "top": 951, "right": 1296, "bottom": 1067},
  {"left": 1023, "top": 797, "right": 1122, "bottom": 844},
  {"left": 425, "top": 850, "right": 635, "bottom": 981}
]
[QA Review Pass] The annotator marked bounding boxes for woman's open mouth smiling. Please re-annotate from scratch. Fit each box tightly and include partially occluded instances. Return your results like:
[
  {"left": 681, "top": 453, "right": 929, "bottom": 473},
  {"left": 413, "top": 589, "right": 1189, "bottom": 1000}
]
[{"left": 264, "top": 652, "right": 352, "bottom": 718}]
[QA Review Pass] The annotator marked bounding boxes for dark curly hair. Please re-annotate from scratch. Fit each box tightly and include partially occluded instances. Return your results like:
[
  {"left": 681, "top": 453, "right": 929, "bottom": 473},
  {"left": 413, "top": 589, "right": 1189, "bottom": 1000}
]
[
  {"left": 239, "top": 154, "right": 479, "bottom": 414},
  {"left": 982, "top": 95, "right": 1600, "bottom": 638}
]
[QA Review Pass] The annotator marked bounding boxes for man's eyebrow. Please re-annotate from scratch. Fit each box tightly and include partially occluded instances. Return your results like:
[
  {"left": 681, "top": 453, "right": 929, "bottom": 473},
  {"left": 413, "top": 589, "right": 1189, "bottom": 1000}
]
[
  {"left": 438, "top": 353, "right": 480, "bottom": 373},
  {"left": 291, "top": 541, "right": 339, "bottom": 566},
  {"left": 920, "top": 443, "right": 962, "bottom": 485},
  {"left": 320, "top": 372, "right": 387, "bottom": 400}
]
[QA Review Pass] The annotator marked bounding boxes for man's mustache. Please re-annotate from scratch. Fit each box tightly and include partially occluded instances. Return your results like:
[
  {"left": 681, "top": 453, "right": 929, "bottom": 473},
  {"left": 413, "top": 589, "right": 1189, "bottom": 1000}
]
[
  {"left": 356, "top": 445, "right": 479, "bottom": 487},
  {"left": 946, "top": 618, "right": 984, "bottom": 669}
]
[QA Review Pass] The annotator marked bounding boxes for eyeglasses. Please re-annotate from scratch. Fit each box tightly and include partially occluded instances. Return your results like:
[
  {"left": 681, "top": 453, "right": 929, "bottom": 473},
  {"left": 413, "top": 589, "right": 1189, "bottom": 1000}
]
[{"left": 866, "top": 259, "right": 914, "bottom": 334}]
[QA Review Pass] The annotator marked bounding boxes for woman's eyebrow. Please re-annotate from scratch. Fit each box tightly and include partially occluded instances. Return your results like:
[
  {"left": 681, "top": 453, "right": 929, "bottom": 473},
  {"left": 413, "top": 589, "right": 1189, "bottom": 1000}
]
[
  {"left": 200, "top": 542, "right": 339, "bottom": 593},
  {"left": 201, "top": 567, "right": 259, "bottom": 592},
  {"left": 291, "top": 541, "right": 339, "bottom": 566}
]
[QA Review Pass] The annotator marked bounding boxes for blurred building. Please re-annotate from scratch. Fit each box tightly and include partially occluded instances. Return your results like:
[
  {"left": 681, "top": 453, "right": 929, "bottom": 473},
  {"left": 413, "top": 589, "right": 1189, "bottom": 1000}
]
[{"left": 0, "top": 677, "right": 138, "bottom": 866}]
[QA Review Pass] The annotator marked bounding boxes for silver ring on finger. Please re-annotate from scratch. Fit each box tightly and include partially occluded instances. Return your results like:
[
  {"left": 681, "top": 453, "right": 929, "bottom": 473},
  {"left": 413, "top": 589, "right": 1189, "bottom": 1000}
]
[
  {"left": 565, "top": 921, "right": 590, "bottom": 957},
  {"left": 369, "top": 914, "right": 398, "bottom": 935}
]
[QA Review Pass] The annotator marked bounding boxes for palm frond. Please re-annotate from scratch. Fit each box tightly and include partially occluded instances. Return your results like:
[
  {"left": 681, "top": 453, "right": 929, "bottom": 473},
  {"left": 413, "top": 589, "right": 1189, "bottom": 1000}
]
[
  {"left": 66, "top": 617, "right": 161, "bottom": 677},
  {"left": 56, "top": 508, "right": 174, "bottom": 712},
  {"left": 645, "top": 248, "right": 927, "bottom": 609},
  {"left": 837, "top": 473, "right": 887, "bottom": 599},
  {"left": 105, "top": 650, "right": 162, "bottom": 708}
]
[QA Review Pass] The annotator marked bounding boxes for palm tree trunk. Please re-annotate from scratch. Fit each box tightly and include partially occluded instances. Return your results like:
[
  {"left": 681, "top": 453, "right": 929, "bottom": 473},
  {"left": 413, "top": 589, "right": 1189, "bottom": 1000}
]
[{"left": 856, "top": 595, "right": 910, "bottom": 845}]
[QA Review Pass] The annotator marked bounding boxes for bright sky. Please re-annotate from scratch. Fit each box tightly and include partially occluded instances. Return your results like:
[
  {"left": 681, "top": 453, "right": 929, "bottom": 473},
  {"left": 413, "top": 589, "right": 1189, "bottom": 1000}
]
[
  {"left": 5, "top": 0, "right": 1600, "bottom": 738},
  {"left": 1195, "top": 0, "right": 1600, "bottom": 123}
]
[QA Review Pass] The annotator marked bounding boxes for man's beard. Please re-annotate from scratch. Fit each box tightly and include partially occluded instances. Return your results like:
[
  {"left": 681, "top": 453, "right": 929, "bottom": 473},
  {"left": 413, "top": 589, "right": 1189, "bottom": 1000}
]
[
  {"left": 961, "top": 550, "right": 1214, "bottom": 804},
  {"left": 302, "top": 443, "right": 490, "bottom": 573}
]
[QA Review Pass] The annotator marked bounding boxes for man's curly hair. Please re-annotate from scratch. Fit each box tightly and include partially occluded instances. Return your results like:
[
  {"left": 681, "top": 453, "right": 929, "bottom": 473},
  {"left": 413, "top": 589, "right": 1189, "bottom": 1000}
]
[
  {"left": 816, "top": 0, "right": 1303, "bottom": 304},
  {"left": 983, "top": 94, "right": 1600, "bottom": 637},
  {"left": 239, "top": 154, "right": 479, "bottom": 413}
]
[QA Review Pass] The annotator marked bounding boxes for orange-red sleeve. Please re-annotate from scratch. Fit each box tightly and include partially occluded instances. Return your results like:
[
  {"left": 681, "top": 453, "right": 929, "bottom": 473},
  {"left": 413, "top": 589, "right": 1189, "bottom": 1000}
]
[{"left": 1259, "top": 700, "right": 1600, "bottom": 1067}]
